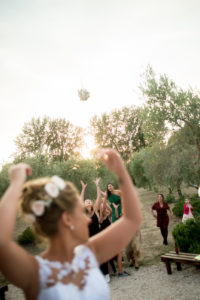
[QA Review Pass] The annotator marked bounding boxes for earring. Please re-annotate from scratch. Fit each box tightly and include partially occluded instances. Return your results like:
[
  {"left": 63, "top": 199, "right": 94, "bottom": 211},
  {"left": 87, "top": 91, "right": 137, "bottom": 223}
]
[{"left": 70, "top": 225, "right": 75, "bottom": 231}]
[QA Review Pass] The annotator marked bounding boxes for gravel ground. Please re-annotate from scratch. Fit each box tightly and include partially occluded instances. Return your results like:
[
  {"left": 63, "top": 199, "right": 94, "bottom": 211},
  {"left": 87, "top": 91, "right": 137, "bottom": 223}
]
[
  {"left": 6, "top": 262, "right": 200, "bottom": 300},
  {"left": 110, "top": 263, "right": 200, "bottom": 300}
]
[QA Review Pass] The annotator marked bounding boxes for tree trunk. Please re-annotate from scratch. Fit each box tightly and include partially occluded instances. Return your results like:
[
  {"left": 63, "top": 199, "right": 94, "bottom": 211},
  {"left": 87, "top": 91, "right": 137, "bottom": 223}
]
[
  {"left": 176, "top": 181, "right": 182, "bottom": 197},
  {"left": 168, "top": 187, "right": 173, "bottom": 194}
]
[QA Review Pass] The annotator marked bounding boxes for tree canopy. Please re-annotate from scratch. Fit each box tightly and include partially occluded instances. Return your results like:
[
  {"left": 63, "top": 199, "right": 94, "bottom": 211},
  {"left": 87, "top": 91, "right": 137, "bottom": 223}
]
[
  {"left": 141, "top": 66, "right": 200, "bottom": 183},
  {"left": 15, "top": 117, "right": 84, "bottom": 161},
  {"left": 90, "top": 106, "right": 146, "bottom": 161},
  {"left": 132, "top": 66, "right": 200, "bottom": 192}
]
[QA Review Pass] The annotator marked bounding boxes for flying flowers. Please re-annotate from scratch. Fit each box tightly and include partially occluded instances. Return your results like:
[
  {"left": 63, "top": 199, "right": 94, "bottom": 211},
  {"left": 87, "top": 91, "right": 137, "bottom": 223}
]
[{"left": 78, "top": 88, "right": 90, "bottom": 101}]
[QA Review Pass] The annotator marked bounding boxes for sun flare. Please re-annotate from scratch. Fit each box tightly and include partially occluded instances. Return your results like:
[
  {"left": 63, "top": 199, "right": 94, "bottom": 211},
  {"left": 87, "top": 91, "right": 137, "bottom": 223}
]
[{"left": 81, "top": 134, "right": 96, "bottom": 159}]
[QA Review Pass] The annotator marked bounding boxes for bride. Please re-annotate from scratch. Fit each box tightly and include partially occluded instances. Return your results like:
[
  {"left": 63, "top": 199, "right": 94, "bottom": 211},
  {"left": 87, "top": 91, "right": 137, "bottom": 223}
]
[{"left": 0, "top": 149, "right": 142, "bottom": 300}]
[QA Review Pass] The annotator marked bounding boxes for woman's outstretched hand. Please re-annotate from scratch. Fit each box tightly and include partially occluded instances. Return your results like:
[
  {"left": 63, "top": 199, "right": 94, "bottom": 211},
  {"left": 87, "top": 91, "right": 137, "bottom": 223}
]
[
  {"left": 80, "top": 180, "right": 88, "bottom": 190},
  {"left": 112, "top": 203, "right": 119, "bottom": 209},
  {"left": 101, "top": 190, "right": 106, "bottom": 197},
  {"left": 94, "top": 178, "right": 100, "bottom": 186},
  {"left": 8, "top": 163, "right": 31, "bottom": 186}
]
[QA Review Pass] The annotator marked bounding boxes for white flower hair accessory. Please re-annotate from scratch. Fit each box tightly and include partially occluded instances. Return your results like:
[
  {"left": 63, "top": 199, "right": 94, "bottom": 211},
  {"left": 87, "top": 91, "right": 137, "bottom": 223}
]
[
  {"left": 24, "top": 176, "right": 66, "bottom": 224},
  {"left": 31, "top": 200, "right": 46, "bottom": 216},
  {"left": 24, "top": 199, "right": 52, "bottom": 223},
  {"left": 45, "top": 175, "right": 66, "bottom": 198},
  {"left": 51, "top": 175, "right": 66, "bottom": 190}
]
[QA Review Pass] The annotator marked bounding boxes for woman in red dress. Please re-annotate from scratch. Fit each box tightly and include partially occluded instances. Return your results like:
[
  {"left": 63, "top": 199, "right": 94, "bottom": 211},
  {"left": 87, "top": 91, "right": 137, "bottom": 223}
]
[{"left": 151, "top": 194, "right": 173, "bottom": 245}]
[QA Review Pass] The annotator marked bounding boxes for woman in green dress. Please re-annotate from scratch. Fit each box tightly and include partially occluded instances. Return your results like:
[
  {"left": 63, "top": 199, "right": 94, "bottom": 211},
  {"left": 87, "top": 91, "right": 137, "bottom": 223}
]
[{"left": 106, "top": 183, "right": 122, "bottom": 222}]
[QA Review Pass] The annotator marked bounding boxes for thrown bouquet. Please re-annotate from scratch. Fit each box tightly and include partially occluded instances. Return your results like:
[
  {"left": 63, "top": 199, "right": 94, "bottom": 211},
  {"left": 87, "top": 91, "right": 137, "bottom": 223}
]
[{"left": 78, "top": 88, "right": 90, "bottom": 101}]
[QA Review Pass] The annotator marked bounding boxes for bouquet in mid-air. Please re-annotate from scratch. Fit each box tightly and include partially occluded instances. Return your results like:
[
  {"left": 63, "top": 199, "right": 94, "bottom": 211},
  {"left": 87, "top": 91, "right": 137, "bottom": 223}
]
[{"left": 78, "top": 88, "right": 90, "bottom": 101}]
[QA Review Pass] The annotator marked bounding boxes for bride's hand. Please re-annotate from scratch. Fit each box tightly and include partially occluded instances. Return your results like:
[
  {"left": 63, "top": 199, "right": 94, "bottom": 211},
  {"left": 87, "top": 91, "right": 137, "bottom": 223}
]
[
  {"left": 97, "top": 149, "right": 125, "bottom": 176},
  {"left": 9, "top": 163, "right": 31, "bottom": 186}
]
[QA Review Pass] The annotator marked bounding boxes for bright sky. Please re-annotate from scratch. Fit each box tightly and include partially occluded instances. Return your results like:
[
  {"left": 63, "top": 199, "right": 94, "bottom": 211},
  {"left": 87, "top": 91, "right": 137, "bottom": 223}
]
[{"left": 1, "top": 0, "right": 200, "bottom": 163}]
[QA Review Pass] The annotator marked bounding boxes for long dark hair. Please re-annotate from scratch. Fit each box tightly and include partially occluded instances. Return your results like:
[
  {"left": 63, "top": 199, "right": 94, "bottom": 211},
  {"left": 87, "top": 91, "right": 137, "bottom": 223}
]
[
  {"left": 158, "top": 194, "right": 165, "bottom": 202},
  {"left": 106, "top": 183, "right": 113, "bottom": 198}
]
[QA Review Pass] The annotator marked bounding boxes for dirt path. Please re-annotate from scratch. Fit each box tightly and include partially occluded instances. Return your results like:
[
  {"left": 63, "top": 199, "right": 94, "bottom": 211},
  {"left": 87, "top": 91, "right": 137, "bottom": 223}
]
[{"left": 3, "top": 188, "right": 199, "bottom": 299}]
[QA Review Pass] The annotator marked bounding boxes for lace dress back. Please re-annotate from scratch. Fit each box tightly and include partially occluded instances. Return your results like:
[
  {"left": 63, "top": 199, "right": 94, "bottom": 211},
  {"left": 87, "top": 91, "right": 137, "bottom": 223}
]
[{"left": 35, "top": 245, "right": 110, "bottom": 300}]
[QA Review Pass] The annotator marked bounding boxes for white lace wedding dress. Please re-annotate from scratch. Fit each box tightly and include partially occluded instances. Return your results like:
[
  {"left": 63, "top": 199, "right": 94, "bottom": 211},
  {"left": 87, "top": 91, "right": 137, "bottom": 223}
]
[{"left": 35, "top": 245, "right": 110, "bottom": 300}]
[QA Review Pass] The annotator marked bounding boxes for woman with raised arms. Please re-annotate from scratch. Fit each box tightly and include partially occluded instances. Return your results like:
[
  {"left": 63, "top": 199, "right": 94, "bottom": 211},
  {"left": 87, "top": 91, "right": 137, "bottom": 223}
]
[{"left": 0, "top": 149, "right": 142, "bottom": 300}]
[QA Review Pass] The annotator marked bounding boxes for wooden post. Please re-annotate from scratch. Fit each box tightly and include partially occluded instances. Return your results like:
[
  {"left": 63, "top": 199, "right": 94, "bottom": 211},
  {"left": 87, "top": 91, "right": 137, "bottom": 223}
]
[{"left": 176, "top": 262, "right": 182, "bottom": 271}]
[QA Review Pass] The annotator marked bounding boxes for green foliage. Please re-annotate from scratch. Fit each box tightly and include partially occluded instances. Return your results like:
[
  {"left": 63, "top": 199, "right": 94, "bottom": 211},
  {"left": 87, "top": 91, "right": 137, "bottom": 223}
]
[
  {"left": 167, "top": 129, "right": 200, "bottom": 189},
  {"left": 177, "top": 195, "right": 185, "bottom": 201},
  {"left": 64, "top": 159, "right": 98, "bottom": 199},
  {"left": 130, "top": 143, "right": 177, "bottom": 192},
  {"left": 130, "top": 153, "right": 150, "bottom": 188},
  {"left": 15, "top": 117, "right": 84, "bottom": 161},
  {"left": 63, "top": 159, "right": 117, "bottom": 200},
  {"left": 138, "top": 105, "right": 167, "bottom": 145},
  {"left": 0, "top": 155, "right": 118, "bottom": 201},
  {"left": 172, "top": 219, "right": 200, "bottom": 253},
  {"left": 172, "top": 198, "right": 186, "bottom": 217},
  {"left": 17, "top": 227, "right": 36, "bottom": 245},
  {"left": 141, "top": 65, "right": 200, "bottom": 186},
  {"left": 189, "top": 193, "right": 199, "bottom": 201},
  {"left": 90, "top": 106, "right": 146, "bottom": 161},
  {"left": 129, "top": 126, "right": 199, "bottom": 195},
  {"left": 191, "top": 199, "right": 200, "bottom": 218},
  {"left": 165, "top": 194, "right": 175, "bottom": 203},
  {"left": 0, "top": 163, "right": 12, "bottom": 197}
]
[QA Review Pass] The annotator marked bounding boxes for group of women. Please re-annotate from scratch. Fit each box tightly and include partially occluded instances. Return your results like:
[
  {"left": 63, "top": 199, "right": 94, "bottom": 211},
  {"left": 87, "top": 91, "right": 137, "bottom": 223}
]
[
  {"left": 0, "top": 149, "right": 142, "bottom": 300},
  {"left": 81, "top": 178, "right": 140, "bottom": 282}
]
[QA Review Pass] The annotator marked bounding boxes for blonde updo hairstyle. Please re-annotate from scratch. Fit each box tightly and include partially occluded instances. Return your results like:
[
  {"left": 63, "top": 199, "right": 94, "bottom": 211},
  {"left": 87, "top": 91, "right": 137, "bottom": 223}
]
[{"left": 20, "top": 178, "right": 79, "bottom": 238}]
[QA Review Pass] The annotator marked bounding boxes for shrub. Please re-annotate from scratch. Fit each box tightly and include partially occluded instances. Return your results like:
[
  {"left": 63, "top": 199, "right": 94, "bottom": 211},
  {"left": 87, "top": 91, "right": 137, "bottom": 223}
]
[
  {"left": 177, "top": 194, "right": 186, "bottom": 201},
  {"left": 172, "top": 219, "right": 200, "bottom": 253},
  {"left": 165, "top": 194, "right": 175, "bottom": 203},
  {"left": 172, "top": 199, "right": 185, "bottom": 217},
  {"left": 189, "top": 193, "right": 199, "bottom": 201},
  {"left": 17, "top": 227, "right": 36, "bottom": 245},
  {"left": 191, "top": 198, "right": 200, "bottom": 218}
]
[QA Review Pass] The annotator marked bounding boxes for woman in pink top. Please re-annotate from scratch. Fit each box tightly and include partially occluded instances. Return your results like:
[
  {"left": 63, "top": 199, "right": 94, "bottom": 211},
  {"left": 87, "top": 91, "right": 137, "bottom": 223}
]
[{"left": 182, "top": 198, "right": 194, "bottom": 223}]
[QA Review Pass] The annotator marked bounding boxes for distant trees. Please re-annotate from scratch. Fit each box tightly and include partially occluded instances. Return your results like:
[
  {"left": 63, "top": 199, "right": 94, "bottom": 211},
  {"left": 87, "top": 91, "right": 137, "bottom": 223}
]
[
  {"left": 89, "top": 66, "right": 200, "bottom": 195},
  {"left": 15, "top": 117, "right": 84, "bottom": 161},
  {"left": 131, "top": 66, "right": 200, "bottom": 194},
  {"left": 0, "top": 155, "right": 117, "bottom": 200},
  {"left": 141, "top": 66, "right": 200, "bottom": 141},
  {"left": 90, "top": 106, "right": 146, "bottom": 161},
  {"left": 140, "top": 66, "right": 200, "bottom": 184},
  {"left": 132, "top": 135, "right": 198, "bottom": 196}
]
